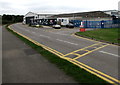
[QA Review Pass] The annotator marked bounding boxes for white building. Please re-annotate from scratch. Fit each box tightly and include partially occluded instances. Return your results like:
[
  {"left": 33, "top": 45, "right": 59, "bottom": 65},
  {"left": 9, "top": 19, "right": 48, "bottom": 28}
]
[
  {"left": 103, "top": 10, "right": 120, "bottom": 18},
  {"left": 23, "top": 12, "right": 54, "bottom": 24}
]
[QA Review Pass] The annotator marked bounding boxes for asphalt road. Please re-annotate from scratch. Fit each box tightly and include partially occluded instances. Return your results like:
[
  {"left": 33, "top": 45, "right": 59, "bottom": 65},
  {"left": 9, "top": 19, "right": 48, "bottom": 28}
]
[
  {"left": 10, "top": 23, "right": 119, "bottom": 84},
  {"left": 2, "top": 25, "right": 78, "bottom": 83}
]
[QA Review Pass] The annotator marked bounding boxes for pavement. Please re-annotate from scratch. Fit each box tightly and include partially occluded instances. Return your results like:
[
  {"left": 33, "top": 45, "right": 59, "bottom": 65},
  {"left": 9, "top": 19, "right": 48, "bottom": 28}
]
[
  {"left": 9, "top": 23, "right": 119, "bottom": 84},
  {"left": 2, "top": 25, "right": 78, "bottom": 83},
  {"left": 0, "top": 26, "right": 2, "bottom": 84}
]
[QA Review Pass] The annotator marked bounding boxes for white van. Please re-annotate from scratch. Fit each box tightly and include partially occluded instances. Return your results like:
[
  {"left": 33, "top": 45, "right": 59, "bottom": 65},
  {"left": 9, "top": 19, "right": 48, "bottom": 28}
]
[{"left": 57, "top": 18, "right": 69, "bottom": 26}]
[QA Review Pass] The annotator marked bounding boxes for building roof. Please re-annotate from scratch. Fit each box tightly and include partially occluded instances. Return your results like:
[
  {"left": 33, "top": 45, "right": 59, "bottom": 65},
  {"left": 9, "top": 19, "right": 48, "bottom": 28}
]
[
  {"left": 25, "top": 12, "right": 54, "bottom": 17},
  {"left": 102, "top": 10, "right": 118, "bottom": 12},
  {"left": 51, "top": 11, "right": 111, "bottom": 18}
]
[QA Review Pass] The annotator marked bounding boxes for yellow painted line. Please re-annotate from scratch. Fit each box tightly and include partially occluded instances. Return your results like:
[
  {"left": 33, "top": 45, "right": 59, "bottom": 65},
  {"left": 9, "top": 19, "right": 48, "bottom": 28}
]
[
  {"left": 8, "top": 26, "right": 64, "bottom": 57},
  {"left": 84, "top": 50, "right": 90, "bottom": 51},
  {"left": 9, "top": 26, "right": 64, "bottom": 57},
  {"left": 74, "top": 44, "right": 109, "bottom": 59},
  {"left": 73, "top": 59, "right": 120, "bottom": 84},
  {"left": 75, "top": 55, "right": 84, "bottom": 59},
  {"left": 43, "top": 46, "right": 64, "bottom": 56},
  {"left": 72, "top": 53, "right": 81, "bottom": 56},
  {"left": 72, "top": 33, "right": 99, "bottom": 43},
  {"left": 68, "top": 59, "right": 118, "bottom": 84},
  {"left": 9, "top": 26, "right": 68, "bottom": 60},
  {"left": 72, "top": 33, "right": 119, "bottom": 47},
  {"left": 8, "top": 25, "right": 119, "bottom": 84},
  {"left": 63, "top": 42, "right": 102, "bottom": 57},
  {"left": 42, "top": 46, "right": 66, "bottom": 59},
  {"left": 43, "top": 47, "right": 62, "bottom": 56},
  {"left": 93, "top": 47, "right": 98, "bottom": 48}
]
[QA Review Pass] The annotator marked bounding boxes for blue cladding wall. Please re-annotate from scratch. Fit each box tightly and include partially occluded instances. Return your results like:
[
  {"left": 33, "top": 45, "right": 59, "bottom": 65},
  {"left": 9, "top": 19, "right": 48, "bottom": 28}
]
[
  {"left": 84, "top": 21, "right": 102, "bottom": 28},
  {"left": 70, "top": 20, "right": 119, "bottom": 28},
  {"left": 83, "top": 20, "right": 120, "bottom": 28}
]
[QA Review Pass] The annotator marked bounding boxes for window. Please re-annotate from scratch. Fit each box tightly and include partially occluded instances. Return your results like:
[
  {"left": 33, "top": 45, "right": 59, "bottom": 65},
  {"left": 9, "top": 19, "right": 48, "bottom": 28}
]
[{"left": 62, "top": 19, "right": 64, "bottom": 22}]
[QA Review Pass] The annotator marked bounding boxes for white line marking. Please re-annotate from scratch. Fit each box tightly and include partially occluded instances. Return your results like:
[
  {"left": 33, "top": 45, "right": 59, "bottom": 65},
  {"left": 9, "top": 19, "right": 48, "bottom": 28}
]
[
  {"left": 56, "top": 39, "right": 78, "bottom": 45},
  {"left": 51, "top": 32, "right": 68, "bottom": 35},
  {"left": 39, "top": 35, "right": 51, "bottom": 38},
  {"left": 99, "top": 51, "right": 119, "bottom": 57}
]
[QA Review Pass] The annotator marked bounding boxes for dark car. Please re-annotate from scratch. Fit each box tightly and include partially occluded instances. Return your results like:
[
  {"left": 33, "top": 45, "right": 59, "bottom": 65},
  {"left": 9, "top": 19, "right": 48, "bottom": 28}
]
[{"left": 66, "top": 23, "right": 74, "bottom": 28}]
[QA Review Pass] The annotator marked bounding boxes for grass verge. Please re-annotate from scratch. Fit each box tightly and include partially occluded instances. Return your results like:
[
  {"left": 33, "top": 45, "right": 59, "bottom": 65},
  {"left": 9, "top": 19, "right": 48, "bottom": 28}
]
[
  {"left": 6, "top": 25, "right": 111, "bottom": 85},
  {"left": 76, "top": 28, "right": 119, "bottom": 45}
]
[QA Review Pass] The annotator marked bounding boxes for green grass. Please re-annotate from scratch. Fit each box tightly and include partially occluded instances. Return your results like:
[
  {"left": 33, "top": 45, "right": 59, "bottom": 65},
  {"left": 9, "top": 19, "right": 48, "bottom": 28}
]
[
  {"left": 76, "top": 28, "right": 119, "bottom": 44},
  {"left": 5, "top": 25, "right": 111, "bottom": 85}
]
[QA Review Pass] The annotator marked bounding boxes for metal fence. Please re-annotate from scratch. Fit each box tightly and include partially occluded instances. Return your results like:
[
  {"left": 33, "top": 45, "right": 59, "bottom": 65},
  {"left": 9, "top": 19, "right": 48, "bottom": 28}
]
[
  {"left": 30, "top": 18, "right": 120, "bottom": 28},
  {"left": 83, "top": 20, "right": 120, "bottom": 28}
]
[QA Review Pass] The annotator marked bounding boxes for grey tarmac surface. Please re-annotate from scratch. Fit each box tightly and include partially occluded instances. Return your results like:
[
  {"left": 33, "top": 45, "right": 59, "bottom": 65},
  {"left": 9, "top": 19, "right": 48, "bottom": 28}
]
[
  {"left": 0, "top": 26, "right": 2, "bottom": 84},
  {"left": 2, "top": 25, "right": 78, "bottom": 83},
  {"left": 10, "top": 23, "right": 119, "bottom": 83}
]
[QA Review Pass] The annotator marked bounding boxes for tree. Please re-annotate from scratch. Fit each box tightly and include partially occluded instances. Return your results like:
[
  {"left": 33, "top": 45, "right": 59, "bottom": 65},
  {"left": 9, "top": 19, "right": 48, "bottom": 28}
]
[{"left": 2, "top": 14, "right": 24, "bottom": 24}]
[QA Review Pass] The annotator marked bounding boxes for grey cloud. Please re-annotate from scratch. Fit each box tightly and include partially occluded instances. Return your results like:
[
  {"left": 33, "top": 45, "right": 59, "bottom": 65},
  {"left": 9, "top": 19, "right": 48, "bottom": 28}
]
[
  {"left": 0, "top": 0, "right": 118, "bottom": 15},
  {"left": 27, "top": 5, "right": 93, "bottom": 14},
  {"left": 118, "top": 1, "right": 120, "bottom": 11},
  {"left": 0, "top": 1, "right": 14, "bottom": 15},
  {"left": 0, "top": 1, "right": 12, "bottom": 9}
]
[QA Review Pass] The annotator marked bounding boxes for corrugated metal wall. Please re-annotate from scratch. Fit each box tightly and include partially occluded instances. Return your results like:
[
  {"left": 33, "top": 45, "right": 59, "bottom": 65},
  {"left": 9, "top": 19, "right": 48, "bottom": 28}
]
[{"left": 71, "top": 20, "right": 120, "bottom": 28}]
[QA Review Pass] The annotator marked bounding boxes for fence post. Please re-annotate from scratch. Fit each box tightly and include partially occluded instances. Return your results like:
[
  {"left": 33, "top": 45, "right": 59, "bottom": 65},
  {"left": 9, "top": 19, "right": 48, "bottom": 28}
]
[{"left": 101, "top": 20, "right": 104, "bottom": 28}]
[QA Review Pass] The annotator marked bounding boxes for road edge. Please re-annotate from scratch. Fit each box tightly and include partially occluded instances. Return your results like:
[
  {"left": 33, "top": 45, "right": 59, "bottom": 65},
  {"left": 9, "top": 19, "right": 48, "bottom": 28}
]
[{"left": 6, "top": 24, "right": 116, "bottom": 84}]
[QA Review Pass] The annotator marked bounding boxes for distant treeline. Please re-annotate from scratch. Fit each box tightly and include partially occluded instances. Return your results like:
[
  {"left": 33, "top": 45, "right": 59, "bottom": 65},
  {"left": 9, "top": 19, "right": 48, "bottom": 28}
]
[{"left": 2, "top": 14, "right": 24, "bottom": 24}]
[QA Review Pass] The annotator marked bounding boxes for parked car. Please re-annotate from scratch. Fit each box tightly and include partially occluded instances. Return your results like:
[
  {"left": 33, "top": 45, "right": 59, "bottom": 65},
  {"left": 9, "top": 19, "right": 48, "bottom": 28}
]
[
  {"left": 53, "top": 24, "right": 61, "bottom": 29},
  {"left": 66, "top": 23, "right": 74, "bottom": 28}
]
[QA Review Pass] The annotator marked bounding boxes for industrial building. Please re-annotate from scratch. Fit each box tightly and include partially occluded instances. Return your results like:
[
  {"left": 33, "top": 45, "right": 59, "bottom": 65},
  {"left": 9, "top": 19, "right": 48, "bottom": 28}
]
[
  {"left": 51, "top": 11, "right": 112, "bottom": 21},
  {"left": 23, "top": 10, "right": 120, "bottom": 28},
  {"left": 103, "top": 10, "right": 120, "bottom": 18},
  {"left": 23, "top": 12, "right": 54, "bottom": 24}
]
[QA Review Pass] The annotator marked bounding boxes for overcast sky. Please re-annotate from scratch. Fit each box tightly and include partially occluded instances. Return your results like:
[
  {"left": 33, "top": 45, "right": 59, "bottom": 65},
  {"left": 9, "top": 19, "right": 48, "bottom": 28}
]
[{"left": 0, "top": 0, "right": 119, "bottom": 15}]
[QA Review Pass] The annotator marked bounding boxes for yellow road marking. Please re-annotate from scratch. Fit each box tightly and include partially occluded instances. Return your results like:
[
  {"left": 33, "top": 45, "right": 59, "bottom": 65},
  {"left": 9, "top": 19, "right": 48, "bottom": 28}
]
[
  {"left": 8, "top": 25, "right": 119, "bottom": 84},
  {"left": 74, "top": 44, "right": 109, "bottom": 59},
  {"left": 72, "top": 33, "right": 99, "bottom": 42},
  {"left": 84, "top": 50, "right": 90, "bottom": 51},
  {"left": 68, "top": 59, "right": 118, "bottom": 84},
  {"left": 63, "top": 42, "right": 102, "bottom": 57},
  {"left": 72, "top": 59, "right": 120, "bottom": 84},
  {"left": 72, "top": 33, "right": 119, "bottom": 47},
  {"left": 8, "top": 26, "right": 64, "bottom": 57},
  {"left": 72, "top": 53, "right": 81, "bottom": 56},
  {"left": 93, "top": 47, "right": 97, "bottom": 48}
]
